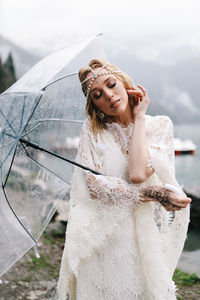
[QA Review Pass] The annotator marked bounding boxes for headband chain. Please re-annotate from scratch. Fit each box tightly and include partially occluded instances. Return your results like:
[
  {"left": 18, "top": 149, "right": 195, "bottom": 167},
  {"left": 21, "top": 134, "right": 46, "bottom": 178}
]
[{"left": 81, "top": 63, "right": 121, "bottom": 98}]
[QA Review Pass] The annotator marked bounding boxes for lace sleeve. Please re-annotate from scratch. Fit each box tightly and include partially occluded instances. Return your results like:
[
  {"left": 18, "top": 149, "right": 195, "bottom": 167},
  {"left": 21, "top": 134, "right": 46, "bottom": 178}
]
[
  {"left": 147, "top": 115, "right": 175, "bottom": 175},
  {"left": 163, "top": 117, "right": 175, "bottom": 170},
  {"left": 77, "top": 119, "right": 141, "bottom": 207}
]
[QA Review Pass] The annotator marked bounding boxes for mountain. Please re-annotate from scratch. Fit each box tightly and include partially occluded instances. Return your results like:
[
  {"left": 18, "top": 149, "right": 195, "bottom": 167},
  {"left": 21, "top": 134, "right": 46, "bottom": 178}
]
[
  {"left": 0, "top": 35, "right": 40, "bottom": 78},
  {"left": 104, "top": 39, "right": 200, "bottom": 124},
  {"left": 0, "top": 35, "right": 199, "bottom": 124}
]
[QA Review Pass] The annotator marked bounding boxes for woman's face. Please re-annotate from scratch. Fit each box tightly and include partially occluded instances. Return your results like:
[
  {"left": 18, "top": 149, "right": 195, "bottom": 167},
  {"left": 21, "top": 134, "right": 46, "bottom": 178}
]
[{"left": 86, "top": 68, "right": 130, "bottom": 117}]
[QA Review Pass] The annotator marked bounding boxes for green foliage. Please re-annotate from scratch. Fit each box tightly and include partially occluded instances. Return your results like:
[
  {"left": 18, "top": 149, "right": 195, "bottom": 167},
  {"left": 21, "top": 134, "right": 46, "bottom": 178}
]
[
  {"left": 29, "top": 254, "right": 58, "bottom": 279},
  {"left": 0, "top": 52, "right": 16, "bottom": 93},
  {"left": 22, "top": 275, "right": 32, "bottom": 282},
  {"left": 4, "top": 52, "right": 16, "bottom": 79},
  {"left": 173, "top": 269, "right": 200, "bottom": 286}
]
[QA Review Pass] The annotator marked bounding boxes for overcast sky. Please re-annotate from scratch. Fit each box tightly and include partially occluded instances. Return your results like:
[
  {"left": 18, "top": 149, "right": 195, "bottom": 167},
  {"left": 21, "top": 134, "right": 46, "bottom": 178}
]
[{"left": 0, "top": 0, "right": 200, "bottom": 59}]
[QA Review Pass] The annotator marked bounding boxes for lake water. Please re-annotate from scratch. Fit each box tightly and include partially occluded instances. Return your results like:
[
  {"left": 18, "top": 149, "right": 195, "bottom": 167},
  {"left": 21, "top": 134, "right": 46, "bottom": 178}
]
[
  {"left": 174, "top": 124, "right": 200, "bottom": 273},
  {"left": 174, "top": 123, "right": 200, "bottom": 187}
]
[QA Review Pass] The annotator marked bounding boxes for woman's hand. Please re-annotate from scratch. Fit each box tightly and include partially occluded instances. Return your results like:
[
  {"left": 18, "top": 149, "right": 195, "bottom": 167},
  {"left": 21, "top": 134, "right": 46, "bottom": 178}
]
[
  {"left": 127, "top": 84, "right": 150, "bottom": 119},
  {"left": 140, "top": 186, "right": 191, "bottom": 211}
]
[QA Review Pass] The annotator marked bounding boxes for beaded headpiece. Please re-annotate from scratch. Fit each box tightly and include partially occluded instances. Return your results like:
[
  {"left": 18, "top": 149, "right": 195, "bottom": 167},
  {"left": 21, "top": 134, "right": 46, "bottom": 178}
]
[{"left": 81, "top": 63, "right": 121, "bottom": 98}]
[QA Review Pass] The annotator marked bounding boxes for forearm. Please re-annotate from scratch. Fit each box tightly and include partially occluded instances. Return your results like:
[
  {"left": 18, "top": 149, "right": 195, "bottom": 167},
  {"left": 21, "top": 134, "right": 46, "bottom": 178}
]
[
  {"left": 86, "top": 172, "right": 142, "bottom": 207},
  {"left": 129, "top": 115, "right": 153, "bottom": 183}
]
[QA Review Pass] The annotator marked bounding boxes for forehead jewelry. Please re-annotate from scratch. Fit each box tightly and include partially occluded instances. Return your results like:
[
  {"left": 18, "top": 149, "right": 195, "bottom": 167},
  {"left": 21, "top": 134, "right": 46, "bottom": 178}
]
[{"left": 81, "top": 63, "right": 121, "bottom": 98}]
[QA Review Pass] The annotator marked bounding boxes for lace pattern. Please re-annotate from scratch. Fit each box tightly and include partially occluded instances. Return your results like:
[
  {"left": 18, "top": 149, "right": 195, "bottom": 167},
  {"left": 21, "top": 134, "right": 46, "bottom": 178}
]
[
  {"left": 77, "top": 119, "right": 142, "bottom": 209},
  {"left": 86, "top": 173, "right": 141, "bottom": 207},
  {"left": 76, "top": 216, "right": 145, "bottom": 300},
  {"left": 107, "top": 122, "right": 153, "bottom": 170},
  {"left": 57, "top": 114, "right": 189, "bottom": 300}
]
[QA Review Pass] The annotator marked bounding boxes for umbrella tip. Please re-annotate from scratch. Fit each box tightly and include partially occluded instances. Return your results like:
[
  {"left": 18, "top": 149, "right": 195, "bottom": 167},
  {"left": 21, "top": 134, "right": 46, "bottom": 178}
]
[{"left": 34, "top": 244, "right": 41, "bottom": 259}]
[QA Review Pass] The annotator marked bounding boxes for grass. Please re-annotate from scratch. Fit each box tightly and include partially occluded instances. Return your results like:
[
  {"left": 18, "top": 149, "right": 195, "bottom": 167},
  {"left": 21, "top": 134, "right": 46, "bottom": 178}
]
[
  {"left": 25, "top": 231, "right": 64, "bottom": 280},
  {"left": 173, "top": 269, "right": 200, "bottom": 286},
  {"left": 28, "top": 254, "right": 59, "bottom": 279},
  {"left": 22, "top": 275, "right": 33, "bottom": 282}
]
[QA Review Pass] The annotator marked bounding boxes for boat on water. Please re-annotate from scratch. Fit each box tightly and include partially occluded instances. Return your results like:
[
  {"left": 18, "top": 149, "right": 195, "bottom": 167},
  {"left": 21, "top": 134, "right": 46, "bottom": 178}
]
[{"left": 174, "top": 138, "right": 197, "bottom": 155}]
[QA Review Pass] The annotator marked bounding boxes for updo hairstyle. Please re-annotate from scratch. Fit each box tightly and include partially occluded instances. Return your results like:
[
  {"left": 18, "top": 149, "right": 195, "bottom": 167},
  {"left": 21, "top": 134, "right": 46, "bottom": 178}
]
[{"left": 78, "top": 58, "right": 135, "bottom": 135}]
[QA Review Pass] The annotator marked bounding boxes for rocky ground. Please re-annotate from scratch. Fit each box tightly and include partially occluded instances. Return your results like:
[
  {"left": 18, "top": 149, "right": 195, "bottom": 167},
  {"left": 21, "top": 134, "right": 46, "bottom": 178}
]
[
  {"left": 0, "top": 221, "right": 200, "bottom": 300},
  {"left": 0, "top": 222, "right": 65, "bottom": 300}
]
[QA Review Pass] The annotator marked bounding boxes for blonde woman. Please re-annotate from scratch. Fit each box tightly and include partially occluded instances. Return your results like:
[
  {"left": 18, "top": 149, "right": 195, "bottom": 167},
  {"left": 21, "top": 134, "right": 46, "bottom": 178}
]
[{"left": 57, "top": 59, "right": 191, "bottom": 300}]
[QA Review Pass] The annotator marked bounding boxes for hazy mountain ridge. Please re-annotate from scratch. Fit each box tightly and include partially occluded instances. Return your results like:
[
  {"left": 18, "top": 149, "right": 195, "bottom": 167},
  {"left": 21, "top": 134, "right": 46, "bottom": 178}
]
[
  {"left": 0, "top": 35, "right": 40, "bottom": 78},
  {"left": 1, "top": 35, "right": 199, "bottom": 123},
  {"left": 105, "top": 41, "right": 200, "bottom": 123}
]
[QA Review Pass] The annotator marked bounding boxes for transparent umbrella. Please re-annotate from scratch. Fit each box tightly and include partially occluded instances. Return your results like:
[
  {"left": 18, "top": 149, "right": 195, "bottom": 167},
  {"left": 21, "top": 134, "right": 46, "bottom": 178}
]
[{"left": 0, "top": 34, "right": 105, "bottom": 278}]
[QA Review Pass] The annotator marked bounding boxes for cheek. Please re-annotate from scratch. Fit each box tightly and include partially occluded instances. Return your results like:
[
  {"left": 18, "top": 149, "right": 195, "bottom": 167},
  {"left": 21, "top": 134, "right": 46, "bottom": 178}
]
[
  {"left": 116, "top": 83, "right": 128, "bottom": 97},
  {"left": 91, "top": 99, "right": 107, "bottom": 112},
  {"left": 120, "top": 88, "right": 129, "bottom": 102}
]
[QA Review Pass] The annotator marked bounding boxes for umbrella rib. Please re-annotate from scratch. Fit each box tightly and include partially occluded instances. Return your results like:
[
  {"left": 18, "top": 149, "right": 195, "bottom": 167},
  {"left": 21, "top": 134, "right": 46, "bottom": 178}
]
[
  {"left": 43, "top": 72, "right": 78, "bottom": 90},
  {"left": 20, "top": 138, "right": 102, "bottom": 176},
  {"left": 20, "top": 146, "right": 71, "bottom": 185},
  {"left": 19, "top": 96, "right": 26, "bottom": 133},
  {"left": 21, "top": 91, "right": 44, "bottom": 136},
  {"left": 28, "top": 118, "right": 83, "bottom": 125},
  {"left": 2, "top": 183, "right": 38, "bottom": 245},
  {"left": 2, "top": 146, "right": 38, "bottom": 245},
  {"left": 0, "top": 142, "right": 17, "bottom": 170},
  {"left": 0, "top": 110, "right": 18, "bottom": 137}
]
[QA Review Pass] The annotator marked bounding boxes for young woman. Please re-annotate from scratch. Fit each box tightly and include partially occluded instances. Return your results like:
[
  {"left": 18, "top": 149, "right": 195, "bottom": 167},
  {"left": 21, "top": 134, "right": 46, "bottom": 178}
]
[{"left": 57, "top": 59, "right": 191, "bottom": 300}]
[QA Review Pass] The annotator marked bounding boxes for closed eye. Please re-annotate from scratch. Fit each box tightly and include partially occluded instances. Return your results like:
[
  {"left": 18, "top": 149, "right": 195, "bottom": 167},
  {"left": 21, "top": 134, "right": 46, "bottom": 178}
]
[
  {"left": 108, "top": 81, "right": 116, "bottom": 88},
  {"left": 92, "top": 79, "right": 116, "bottom": 100},
  {"left": 110, "top": 82, "right": 116, "bottom": 88},
  {"left": 93, "top": 91, "right": 102, "bottom": 100}
]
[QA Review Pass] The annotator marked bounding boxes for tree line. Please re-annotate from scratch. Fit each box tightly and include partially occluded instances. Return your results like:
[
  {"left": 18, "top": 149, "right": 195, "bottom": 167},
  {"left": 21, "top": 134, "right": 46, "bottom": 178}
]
[{"left": 0, "top": 52, "right": 16, "bottom": 93}]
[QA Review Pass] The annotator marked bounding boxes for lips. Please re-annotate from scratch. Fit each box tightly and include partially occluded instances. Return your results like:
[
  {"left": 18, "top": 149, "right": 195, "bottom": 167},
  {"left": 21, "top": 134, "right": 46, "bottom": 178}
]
[{"left": 110, "top": 99, "right": 120, "bottom": 108}]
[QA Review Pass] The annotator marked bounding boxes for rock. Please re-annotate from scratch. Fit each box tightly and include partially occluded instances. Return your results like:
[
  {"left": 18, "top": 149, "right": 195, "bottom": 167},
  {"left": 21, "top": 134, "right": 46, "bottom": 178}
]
[
  {"left": 39, "top": 280, "right": 56, "bottom": 290},
  {"left": 11, "top": 284, "right": 17, "bottom": 289},
  {"left": 45, "top": 221, "right": 66, "bottom": 236},
  {"left": 27, "top": 290, "right": 46, "bottom": 300},
  {"left": 43, "top": 286, "right": 58, "bottom": 299},
  {"left": 184, "top": 185, "right": 200, "bottom": 230}
]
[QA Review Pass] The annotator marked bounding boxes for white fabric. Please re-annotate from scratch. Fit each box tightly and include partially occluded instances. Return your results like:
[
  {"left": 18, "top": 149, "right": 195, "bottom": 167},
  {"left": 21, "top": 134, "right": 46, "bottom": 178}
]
[{"left": 57, "top": 114, "right": 190, "bottom": 300}]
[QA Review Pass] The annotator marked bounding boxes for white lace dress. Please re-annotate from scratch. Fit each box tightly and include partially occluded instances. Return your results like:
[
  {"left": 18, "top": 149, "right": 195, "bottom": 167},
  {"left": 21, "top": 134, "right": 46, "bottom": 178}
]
[{"left": 57, "top": 115, "right": 190, "bottom": 300}]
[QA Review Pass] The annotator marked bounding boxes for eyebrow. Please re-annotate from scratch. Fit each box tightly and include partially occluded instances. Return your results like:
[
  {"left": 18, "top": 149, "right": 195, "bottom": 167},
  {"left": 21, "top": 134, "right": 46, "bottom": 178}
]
[{"left": 90, "top": 76, "right": 113, "bottom": 94}]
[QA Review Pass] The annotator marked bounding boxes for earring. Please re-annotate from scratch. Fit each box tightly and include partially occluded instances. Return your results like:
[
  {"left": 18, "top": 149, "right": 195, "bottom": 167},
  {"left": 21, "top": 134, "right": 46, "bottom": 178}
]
[{"left": 96, "top": 110, "right": 105, "bottom": 121}]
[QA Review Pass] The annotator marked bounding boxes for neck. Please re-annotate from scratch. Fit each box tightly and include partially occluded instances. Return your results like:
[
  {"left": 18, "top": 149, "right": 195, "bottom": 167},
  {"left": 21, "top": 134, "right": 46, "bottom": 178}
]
[{"left": 113, "top": 103, "right": 134, "bottom": 127}]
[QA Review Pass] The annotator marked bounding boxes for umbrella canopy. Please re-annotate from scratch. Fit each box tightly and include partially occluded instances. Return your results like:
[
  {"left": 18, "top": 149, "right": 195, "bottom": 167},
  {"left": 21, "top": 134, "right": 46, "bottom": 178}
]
[{"left": 0, "top": 34, "right": 106, "bottom": 278}]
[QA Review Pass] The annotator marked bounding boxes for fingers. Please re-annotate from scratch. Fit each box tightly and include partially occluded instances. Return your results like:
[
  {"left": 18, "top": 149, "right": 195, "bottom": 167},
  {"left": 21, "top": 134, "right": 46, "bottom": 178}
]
[
  {"left": 137, "top": 84, "right": 147, "bottom": 97},
  {"left": 127, "top": 84, "right": 149, "bottom": 108},
  {"left": 171, "top": 194, "right": 191, "bottom": 208},
  {"left": 127, "top": 89, "right": 143, "bottom": 97},
  {"left": 127, "top": 90, "right": 142, "bottom": 106},
  {"left": 179, "top": 198, "right": 191, "bottom": 206}
]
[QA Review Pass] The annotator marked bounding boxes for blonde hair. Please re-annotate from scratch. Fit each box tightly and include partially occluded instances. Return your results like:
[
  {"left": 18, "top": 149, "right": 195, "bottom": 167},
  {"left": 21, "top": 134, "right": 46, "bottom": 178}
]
[{"left": 78, "top": 58, "right": 135, "bottom": 135}]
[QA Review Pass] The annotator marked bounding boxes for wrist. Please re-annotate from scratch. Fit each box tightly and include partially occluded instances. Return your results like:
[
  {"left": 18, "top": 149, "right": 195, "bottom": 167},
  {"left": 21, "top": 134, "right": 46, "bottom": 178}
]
[{"left": 134, "top": 114, "right": 145, "bottom": 122}]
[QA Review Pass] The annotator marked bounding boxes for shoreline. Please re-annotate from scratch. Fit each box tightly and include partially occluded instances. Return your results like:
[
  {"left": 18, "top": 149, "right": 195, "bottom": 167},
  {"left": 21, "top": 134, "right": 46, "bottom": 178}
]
[{"left": 178, "top": 250, "right": 200, "bottom": 277}]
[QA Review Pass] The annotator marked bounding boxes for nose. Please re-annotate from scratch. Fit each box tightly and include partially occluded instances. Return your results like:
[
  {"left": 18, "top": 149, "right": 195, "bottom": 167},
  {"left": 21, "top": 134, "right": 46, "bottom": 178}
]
[{"left": 104, "top": 89, "right": 114, "bottom": 101}]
